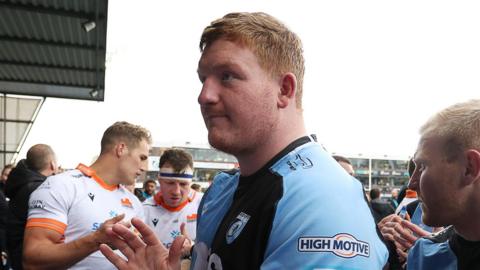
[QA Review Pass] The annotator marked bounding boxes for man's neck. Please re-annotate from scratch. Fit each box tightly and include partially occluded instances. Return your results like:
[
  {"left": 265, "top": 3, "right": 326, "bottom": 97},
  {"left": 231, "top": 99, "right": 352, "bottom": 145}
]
[
  {"left": 237, "top": 117, "right": 307, "bottom": 176},
  {"left": 455, "top": 214, "right": 480, "bottom": 241},
  {"left": 89, "top": 158, "right": 118, "bottom": 186}
]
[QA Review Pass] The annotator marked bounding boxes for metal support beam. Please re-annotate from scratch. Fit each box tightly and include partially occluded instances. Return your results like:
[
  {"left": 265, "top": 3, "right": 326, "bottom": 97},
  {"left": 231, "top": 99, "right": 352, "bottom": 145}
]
[
  {"left": 0, "top": 81, "right": 102, "bottom": 101},
  {"left": 0, "top": 119, "right": 34, "bottom": 124},
  {"left": 0, "top": 78, "right": 97, "bottom": 89},
  {"left": 0, "top": 2, "right": 104, "bottom": 20},
  {"left": 0, "top": 60, "right": 100, "bottom": 73},
  {"left": 0, "top": 36, "right": 105, "bottom": 51},
  {"left": 0, "top": 150, "right": 18, "bottom": 154}
]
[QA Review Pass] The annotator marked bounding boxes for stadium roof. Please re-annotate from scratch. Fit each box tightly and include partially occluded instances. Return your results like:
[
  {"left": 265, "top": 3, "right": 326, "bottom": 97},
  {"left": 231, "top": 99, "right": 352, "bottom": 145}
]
[
  {"left": 0, "top": 0, "right": 108, "bottom": 100},
  {"left": 0, "top": 0, "right": 109, "bottom": 167}
]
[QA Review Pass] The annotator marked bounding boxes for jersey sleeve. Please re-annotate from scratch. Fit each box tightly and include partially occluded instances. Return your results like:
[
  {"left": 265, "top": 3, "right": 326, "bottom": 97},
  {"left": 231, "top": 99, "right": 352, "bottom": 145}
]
[{"left": 26, "top": 175, "right": 74, "bottom": 235}]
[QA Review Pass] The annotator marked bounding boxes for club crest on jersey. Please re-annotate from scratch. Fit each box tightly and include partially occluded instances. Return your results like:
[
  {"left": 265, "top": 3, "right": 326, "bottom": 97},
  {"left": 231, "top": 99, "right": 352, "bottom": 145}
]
[
  {"left": 226, "top": 212, "right": 250, "bottom": 244},
  {"left": 120, "top": 198, "right": 133, "bottom": 208},
  {"left": 88, "top": 193, "right": 95, "bottom": 201},
  {"left": 298, "top": 233, "right": 370, "bottom": 258},
  {"left": 152, "top": 218, "right": 159, "bottom": 227}
]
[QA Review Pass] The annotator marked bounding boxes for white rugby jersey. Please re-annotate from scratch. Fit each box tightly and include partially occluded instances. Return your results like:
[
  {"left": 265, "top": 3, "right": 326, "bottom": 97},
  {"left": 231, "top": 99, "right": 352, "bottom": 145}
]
[
  {"left": 27, "top": 163, "right": 144, "bottom": 270},
  {"left": 143, "top": 191, "right": 202, "bottom": 249}
]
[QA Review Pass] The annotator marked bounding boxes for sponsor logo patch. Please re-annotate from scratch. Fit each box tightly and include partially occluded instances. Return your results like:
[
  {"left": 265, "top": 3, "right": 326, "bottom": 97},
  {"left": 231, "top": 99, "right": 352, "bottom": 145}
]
[
  {"left": 152, "top": 218, "right": 159, "bottom": 227},
  {"left": 298, "top": 233, "right": 370, "bottom": 258},
  {"left": 109, "top": 210, "right": 118, "bottom": 217},
  {"left": 29, "top": 200, "right": 45, "bottom": 209},
  {"left": 121, "top": 198, "right": 133, "bottom": 208},
  {"left": 187, "top": 214, "right": 197, "bottom": 223},
  {"left": 91, "top": 222, "right": 103, "bottom": 231},
  {"left": 170, "top": 230, "right": 181, "bottom": 239},
  {"left": 88, "top": 192, "right": 95, "bottom": 201},
  {"left": 226, "top": 212, "right": 250, "bottom": 244}
]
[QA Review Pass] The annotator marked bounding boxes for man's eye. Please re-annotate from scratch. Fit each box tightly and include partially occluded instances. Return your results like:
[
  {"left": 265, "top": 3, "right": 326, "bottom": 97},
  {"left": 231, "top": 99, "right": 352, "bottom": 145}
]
[{"left": 221, "top": 72, "right": 234, "bottom": 82}]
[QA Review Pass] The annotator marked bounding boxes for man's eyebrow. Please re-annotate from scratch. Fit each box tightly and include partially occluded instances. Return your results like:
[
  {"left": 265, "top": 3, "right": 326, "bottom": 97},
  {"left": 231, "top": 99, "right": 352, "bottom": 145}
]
[{"left": 198, "top": 61, "right": 243, "bottom": 73}]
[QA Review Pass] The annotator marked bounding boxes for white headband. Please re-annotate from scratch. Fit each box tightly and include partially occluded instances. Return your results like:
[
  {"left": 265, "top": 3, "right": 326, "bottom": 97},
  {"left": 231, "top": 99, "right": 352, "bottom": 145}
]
[{"left": 158, "top": 167, "right": 193, "bottom": 182}]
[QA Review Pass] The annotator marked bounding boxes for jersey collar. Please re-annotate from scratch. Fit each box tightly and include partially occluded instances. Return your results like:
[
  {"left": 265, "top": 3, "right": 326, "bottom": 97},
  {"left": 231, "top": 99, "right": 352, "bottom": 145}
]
[
  {"left": 76, "top": 163, "right": 118, "bottom": 191},
  {"left": 153, "top": 191, "right": 196, "bottom": 212}
]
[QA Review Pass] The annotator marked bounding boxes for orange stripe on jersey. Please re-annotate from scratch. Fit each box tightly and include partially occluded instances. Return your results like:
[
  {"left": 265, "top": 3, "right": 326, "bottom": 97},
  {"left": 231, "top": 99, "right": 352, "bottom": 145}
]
[
  {"left": 76, "top": 163, "right": 118, "bottom": 191},
  {"left": 26, "top": 218, "right": 67, "bottom": 235}
]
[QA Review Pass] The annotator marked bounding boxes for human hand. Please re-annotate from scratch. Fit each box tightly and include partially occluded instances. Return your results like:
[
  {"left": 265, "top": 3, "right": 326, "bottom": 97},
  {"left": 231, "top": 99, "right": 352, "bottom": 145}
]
[
  {"left": 179, "top": 223, "right": 193, "bottom": 258},
  {"left": 100, "top": 217, "right": 185, "bottom": 270},
  {"left": 94, "top": 214, "right": 127, "bottom": 246},
  {"left": 380, "top": 215, "right": 430, "bottom": 262}
]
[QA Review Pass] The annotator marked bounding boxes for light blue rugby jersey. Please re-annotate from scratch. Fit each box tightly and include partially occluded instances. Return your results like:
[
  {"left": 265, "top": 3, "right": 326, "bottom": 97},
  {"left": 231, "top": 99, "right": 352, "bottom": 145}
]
[{"left": 192, "top": 137, "right": 388, "bottom": 270}]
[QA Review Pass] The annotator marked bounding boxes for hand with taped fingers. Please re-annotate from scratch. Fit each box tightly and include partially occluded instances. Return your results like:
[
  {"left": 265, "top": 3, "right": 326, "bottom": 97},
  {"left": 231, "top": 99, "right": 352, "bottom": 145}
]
[{"left": 99, "top": 217, "right": 185, "bottom": 270}]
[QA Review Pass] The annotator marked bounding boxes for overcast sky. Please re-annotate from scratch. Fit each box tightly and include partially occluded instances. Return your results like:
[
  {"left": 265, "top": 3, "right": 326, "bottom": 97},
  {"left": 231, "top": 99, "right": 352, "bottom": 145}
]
[{"left": 19, "top": 0, "right": 480, "bottom": 168}]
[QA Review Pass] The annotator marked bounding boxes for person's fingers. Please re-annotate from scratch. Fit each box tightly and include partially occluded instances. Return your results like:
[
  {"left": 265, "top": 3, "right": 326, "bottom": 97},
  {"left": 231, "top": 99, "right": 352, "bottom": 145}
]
[
  {"left": 404, "top": 212, "right": 411, "bottom": 221},
  {"left": 380, "top": 225, "right": 396, "bottom": 242},
  {"left": 401, "top": 220, "right": 430, "bottom": 238},
  {"left": 118, "top": 220, "right": 132, "bottom": 229},
  {"left": 169, "top": 235, "right": 186, "bottom": 268},
  {"left": 380, "top": 220, "right": 401, "bottom": 238},
  {"left": 378, "top": 214, "right": 396, "bottom": 227},
  {"left": 180, "top": 223, "right": 190, "bottom": 239},
  {"left": 131, "top": 218, "right": 167, "bottom": 252},
  {"left": 99, "top": 243, "right": 128, "bottom": 270},
  {"left": 105, "top": 227, "right": 136, "bottom": 259},
  {"left": 392, "top": 223, "right": 417, "bottom": 249},
  {"left": 112, "top": 223, "right": 147, "bottom": 251},
  {"left": 396, "top": 247, "right": 408, "bottom": 261},
  {"left": 107, "top": 213, "right": 126, "bottom": 224}
]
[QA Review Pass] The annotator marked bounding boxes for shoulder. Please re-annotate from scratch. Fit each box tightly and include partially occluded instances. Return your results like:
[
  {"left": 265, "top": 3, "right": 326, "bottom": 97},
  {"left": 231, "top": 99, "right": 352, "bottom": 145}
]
[
  {"left": 206, "top": 170, "right": 240, "bottom": 197},
  {"left": 32, "top": 171, "right": 78, "bottom": 191},
  {"left": 41, "top": 170, "right": 86, "bottom": 187},
  {"left": 142, "top": 196, "right": 157, "bottom": 207},
  {"left": 407, "top": 228, "right": 457, "bottom": 269}
]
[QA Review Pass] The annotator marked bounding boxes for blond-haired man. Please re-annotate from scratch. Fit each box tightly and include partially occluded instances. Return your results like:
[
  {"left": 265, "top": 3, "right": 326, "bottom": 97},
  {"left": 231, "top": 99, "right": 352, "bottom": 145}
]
[
  {"left": 405, "top": 99, "right": 480, "bottom": 269},
  {"left": 23, "top": 121, "right": 150, "bottom": 269}
]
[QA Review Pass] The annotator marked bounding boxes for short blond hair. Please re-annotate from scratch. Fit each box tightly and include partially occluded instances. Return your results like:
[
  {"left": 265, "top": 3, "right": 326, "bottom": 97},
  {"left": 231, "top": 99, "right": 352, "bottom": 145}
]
[
  {"left": 200, "top": 12, "right": 305, "bottom": 108},
  {"left": 420, "top": 99, "right": 480, "bottom": 159},
  {"left": 100, "top": 121, "right": 152, "bottom": 154}
]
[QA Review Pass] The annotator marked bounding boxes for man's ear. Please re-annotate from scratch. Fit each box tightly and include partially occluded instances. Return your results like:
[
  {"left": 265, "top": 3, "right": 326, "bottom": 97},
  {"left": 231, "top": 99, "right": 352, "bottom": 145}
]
[
  {"left": 49, "top": 161, "right": 56, "bottom": 171},
  {"left": 115, "top": 143, "right": 128, "bottom": 157},
  {"left": 463, "top": 149, "right": 480, "bottom": 185},
  {"left": 277, "top": 73, "right": 297, "bottom": 109}
]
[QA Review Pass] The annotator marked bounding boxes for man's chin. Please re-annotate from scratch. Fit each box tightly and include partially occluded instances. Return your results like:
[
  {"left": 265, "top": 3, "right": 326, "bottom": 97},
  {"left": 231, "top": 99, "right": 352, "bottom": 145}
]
[{"left": 208, "top": 132, "right": 229, "bottom": 152}]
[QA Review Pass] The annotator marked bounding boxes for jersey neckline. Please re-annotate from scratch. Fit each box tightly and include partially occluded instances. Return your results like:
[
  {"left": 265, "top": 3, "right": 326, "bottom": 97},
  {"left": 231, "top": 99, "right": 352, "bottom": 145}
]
[
  {"left": 154, "top": 191, "right": 196, "bottom": 212},
  {"left": 76, "top": 163, "right": 118, "bottom": 191}
]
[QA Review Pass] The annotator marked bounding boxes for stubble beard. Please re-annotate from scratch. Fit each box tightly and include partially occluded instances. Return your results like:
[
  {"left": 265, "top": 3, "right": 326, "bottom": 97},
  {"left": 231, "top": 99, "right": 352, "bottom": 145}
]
[{"left": 207, "top": 117, "right": 276, "bottom": 158}]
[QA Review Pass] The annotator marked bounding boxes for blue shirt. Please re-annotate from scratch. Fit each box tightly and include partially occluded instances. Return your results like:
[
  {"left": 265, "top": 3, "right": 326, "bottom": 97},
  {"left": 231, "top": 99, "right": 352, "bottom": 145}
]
[{"left": 191, "top": 136, "right": 388, "bottom": 270}]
